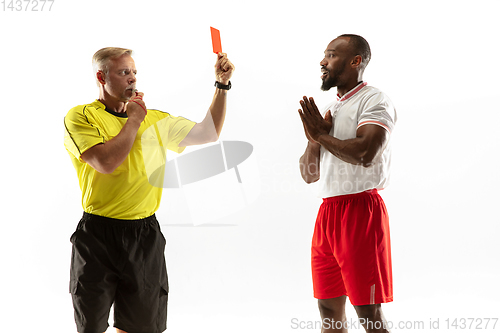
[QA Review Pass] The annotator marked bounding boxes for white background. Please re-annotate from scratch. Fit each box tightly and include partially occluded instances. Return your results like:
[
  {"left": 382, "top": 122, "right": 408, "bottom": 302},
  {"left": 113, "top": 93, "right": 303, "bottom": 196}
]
[{"left": 1, "top": 0, "right": 499, "bottom": 332}]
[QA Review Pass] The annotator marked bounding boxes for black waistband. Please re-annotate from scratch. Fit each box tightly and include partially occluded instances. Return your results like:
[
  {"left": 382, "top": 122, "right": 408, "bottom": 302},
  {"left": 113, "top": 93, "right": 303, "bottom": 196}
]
[{"left": 82, "top": 212, "right": 157, "bottom": 226}]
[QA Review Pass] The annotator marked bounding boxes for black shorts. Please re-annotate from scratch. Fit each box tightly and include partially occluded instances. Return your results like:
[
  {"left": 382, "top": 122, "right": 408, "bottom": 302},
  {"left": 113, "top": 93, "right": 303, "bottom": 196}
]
[{"left": 69, "top": 212, "right": 169, "bottom": 333}]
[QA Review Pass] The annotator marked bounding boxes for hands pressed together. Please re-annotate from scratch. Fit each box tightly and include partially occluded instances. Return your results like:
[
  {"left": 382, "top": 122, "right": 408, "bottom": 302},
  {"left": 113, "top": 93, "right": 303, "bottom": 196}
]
[{"left": 298, "top": 96, "right": 333, "bottom": 144}]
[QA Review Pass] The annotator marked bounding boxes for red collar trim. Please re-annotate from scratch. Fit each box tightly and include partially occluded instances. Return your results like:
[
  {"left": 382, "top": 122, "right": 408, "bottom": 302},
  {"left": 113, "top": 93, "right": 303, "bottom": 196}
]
[{"left": 337, "top": 82, "right": 368, "bottom": 102}]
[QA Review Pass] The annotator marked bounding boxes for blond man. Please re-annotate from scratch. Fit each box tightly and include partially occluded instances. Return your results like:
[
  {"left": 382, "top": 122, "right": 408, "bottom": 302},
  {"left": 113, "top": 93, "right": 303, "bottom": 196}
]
[{"left": 64, "top": 47, "right": 234, "bottom": 333}]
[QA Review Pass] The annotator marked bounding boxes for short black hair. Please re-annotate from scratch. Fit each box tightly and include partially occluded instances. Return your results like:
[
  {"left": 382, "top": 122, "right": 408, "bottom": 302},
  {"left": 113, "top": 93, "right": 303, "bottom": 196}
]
[{"left": 338, "top": 34, "right": 371, "bottom": 69}]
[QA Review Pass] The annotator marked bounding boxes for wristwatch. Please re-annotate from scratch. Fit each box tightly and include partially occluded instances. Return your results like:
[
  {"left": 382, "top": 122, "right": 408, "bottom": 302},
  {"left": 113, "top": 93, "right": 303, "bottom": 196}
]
[{"left": 214, "top": 81, "right": 231, "bottom": 90}]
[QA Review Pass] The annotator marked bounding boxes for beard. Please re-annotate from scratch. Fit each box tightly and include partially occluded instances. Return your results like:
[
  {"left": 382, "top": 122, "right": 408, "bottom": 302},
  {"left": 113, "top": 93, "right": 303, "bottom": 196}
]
[
  {"left": 321, "top": 75, "right": 337, "bottom": 91},
  {"left": 320, "top": 61, "right": 347, "bottom": 91}
]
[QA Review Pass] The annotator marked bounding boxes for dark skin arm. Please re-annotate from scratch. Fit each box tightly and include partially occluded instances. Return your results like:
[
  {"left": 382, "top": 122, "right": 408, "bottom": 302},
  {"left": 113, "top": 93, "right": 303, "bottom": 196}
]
[
  {"left": 299, "top": 109, "right": 332, "bottom": 183},
  {"left": 298, "top": 96, "right": 388, "bottom": 173},
  {"left": 299, "top": 142, "right": 321, "bottom": 183}
]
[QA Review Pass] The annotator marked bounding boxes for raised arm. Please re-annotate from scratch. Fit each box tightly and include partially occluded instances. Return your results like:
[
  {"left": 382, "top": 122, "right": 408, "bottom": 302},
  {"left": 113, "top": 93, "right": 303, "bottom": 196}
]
[{"left": 179, "top": 53, "right": 235, "bottom": 147}]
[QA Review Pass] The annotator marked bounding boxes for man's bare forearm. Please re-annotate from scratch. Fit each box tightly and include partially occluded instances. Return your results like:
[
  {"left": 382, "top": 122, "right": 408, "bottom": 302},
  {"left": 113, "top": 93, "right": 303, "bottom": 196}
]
[
  {"left": 208, "top": 87, "right": 227, "bottom": 138},
  {"left": 300, "top": 142, "right": 321, "bottom": 183},
  {"left": 316, "top": 125, "right": 387, "bottom": 167},
  {"left": 179, "top": 53, "right": 234, "bottom": 146},
  {"left": 178, "top": 87, "right": 228, "bottom": 147},
  {"left": 82, "top": 118, "right": 142, "bottom": 174}
]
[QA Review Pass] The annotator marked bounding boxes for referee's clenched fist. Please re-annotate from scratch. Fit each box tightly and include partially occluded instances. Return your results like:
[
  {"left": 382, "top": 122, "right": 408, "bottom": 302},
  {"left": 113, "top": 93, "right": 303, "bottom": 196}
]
[
  {"left": 126, "top": 91, "right": 147, "bottom": 124},
  {"left": 215, "top": 52, "right": 235, "bottom": 85}
]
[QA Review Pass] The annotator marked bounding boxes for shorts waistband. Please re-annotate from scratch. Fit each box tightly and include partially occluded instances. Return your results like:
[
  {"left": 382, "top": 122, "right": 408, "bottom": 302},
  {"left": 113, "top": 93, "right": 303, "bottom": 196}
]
[
  {"left": 323, "top": 189, "right": 378, "bottom": 203},
  {"left": 82, "top": 212, "right": 157, "bottom": 227}
]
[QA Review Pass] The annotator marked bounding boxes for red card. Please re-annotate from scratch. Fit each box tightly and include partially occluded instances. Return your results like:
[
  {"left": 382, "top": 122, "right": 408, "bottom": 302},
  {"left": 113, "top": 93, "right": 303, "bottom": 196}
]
[{"left": 210, "top": 27, "right": 222, "bottom": 54}]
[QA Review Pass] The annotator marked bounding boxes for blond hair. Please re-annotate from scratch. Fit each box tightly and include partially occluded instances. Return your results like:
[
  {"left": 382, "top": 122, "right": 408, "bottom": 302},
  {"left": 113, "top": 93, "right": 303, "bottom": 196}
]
[{"left": 92, "top": 47, "right": 133, "bottom": 75}]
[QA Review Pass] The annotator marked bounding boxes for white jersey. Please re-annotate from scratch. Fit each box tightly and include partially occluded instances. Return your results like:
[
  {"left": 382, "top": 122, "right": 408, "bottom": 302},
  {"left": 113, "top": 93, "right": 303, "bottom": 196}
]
[{"left": 317, "top": 82, "right": 397, "bottom": 198}]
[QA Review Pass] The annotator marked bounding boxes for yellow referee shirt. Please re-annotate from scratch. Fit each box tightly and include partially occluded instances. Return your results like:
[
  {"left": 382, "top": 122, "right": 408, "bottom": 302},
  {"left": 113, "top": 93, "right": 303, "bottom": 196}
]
[{"left": 64, "top": 100, "right": 195, "bottom": 220}]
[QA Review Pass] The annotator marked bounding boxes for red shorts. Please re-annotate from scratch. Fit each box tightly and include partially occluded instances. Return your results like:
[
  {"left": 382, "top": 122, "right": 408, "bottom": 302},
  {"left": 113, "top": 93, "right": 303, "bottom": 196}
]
[{"left": 311, "top": 189, "right": 393, "bottom": 305}]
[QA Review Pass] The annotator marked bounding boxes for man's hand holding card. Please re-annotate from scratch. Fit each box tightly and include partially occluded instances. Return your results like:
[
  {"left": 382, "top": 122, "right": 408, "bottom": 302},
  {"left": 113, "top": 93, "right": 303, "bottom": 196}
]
[{"left": 211, "top": 27, "right": 235, "bottom": 85}]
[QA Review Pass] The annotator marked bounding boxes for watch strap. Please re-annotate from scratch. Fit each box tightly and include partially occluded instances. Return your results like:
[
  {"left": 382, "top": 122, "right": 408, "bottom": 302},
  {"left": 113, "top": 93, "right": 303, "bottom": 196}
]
[{"left": 214, "top": 81, "right": 231, "bottom": 90}]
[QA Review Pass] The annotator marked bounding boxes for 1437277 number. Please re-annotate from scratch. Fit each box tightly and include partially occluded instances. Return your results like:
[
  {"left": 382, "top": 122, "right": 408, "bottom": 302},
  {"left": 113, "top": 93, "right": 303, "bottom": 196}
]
[{"left": 1, "top": 0, "right": 55, "bottom": 11}]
